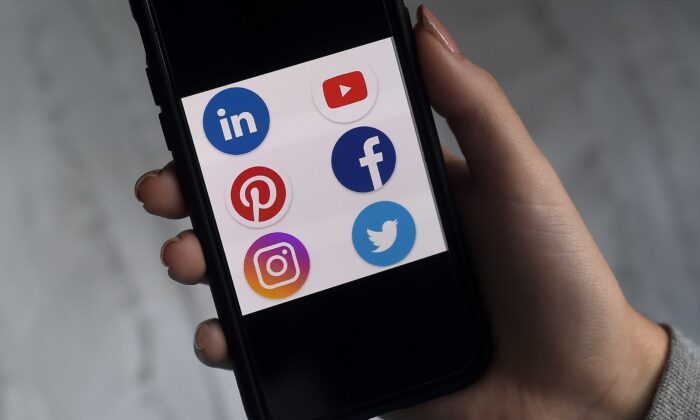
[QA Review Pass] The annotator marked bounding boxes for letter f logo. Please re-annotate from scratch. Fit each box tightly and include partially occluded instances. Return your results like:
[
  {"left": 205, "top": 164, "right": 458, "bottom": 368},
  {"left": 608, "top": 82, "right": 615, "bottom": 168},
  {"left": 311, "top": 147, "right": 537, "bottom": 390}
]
[
  {"left": 331, "top": 126, "right": 397, "bottom": 193},
  {"left": 359, "top": 136, "right": 385, "bottom": 190}
]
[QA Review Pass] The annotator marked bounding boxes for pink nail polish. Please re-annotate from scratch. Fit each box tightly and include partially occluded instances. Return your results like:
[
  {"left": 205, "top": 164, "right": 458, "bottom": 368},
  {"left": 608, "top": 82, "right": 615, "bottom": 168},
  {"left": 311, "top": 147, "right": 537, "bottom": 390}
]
[{"left": 418, "top": 5, "right": 461, "bottom": 54}]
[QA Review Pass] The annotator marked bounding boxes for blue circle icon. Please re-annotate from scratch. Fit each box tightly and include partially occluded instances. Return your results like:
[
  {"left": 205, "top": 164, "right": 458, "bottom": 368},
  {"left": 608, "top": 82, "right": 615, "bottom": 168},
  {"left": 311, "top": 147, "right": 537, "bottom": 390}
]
[
  {"left": 352, "top": 201, "right": 416, "bottom": 267},
  {"left": 331, "top": 127, "right": 396, "bottom": 193},
  {"left": 203, "top": 87, "right": 270, "bottom": 155}
]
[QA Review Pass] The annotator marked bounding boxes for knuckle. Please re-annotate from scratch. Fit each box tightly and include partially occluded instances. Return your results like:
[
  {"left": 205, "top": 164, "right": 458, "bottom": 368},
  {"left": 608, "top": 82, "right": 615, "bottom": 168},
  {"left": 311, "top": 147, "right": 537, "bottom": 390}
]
[{"left": 473, "top": 64, "right": 502, "bottom": 92}]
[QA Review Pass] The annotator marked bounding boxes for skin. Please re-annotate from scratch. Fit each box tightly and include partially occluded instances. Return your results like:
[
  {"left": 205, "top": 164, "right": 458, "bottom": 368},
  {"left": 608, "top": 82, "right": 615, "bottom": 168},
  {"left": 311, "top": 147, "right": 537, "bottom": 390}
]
[{"left": 134, "top": 6, "right": 668, "bottom": 419}]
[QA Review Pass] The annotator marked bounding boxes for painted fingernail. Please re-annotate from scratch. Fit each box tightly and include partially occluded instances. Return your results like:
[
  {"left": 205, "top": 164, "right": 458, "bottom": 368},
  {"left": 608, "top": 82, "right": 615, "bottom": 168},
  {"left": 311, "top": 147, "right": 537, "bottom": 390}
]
[
  {"left": 194, "top": 322, "right": 209, "bottom": 352},
  {"left": 134, "top": 169, "right": 161, "bottom": 203},
  {"left": 160, "top": 235, "right": 181, "bottom": 267},
  {"left": 418, "top": 5, "right": 460, "bottom": 54}
]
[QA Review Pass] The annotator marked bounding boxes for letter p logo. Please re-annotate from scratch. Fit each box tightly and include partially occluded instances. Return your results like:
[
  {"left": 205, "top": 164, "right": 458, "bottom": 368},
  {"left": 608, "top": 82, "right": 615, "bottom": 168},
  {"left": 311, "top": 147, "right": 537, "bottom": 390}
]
[
  {"left": 203, "top": 87, "right": 270, "bottom": 155},
  {"left": 227, "top": 166, "right": 291, "bottom": 228}
]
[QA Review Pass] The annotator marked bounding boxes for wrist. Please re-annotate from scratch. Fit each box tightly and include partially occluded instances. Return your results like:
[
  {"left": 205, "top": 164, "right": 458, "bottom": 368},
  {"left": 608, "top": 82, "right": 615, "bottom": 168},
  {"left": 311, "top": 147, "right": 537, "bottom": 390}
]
[{"left": 589, "top": 313, "right": 669, "bottom": 419}]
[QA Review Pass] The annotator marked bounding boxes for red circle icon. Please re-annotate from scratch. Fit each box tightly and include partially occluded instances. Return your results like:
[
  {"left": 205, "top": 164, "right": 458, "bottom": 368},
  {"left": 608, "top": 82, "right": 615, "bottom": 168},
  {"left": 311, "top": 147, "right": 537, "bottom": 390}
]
[{"left": 228, "top": 166, "right": 291, "bottom": 228}]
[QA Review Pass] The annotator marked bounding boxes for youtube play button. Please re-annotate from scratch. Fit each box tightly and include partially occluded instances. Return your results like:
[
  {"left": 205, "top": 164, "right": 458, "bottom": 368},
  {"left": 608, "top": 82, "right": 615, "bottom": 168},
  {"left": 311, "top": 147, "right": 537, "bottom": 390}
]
[
  {"left": 323, "top": 71, "right": 368, "bottom": 109},
  {"left": 313, "top": 61, "right": 377, "bottom": 123}
]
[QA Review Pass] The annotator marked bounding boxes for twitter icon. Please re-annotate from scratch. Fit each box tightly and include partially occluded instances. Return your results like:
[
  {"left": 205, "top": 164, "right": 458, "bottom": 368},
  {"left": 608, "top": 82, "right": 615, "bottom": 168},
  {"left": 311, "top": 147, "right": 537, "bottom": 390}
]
[
  {"left": 352, "top": 201, "right": 416, "bottom": 266},
  {"left": 368, "top": 220, "right": 398, "bottom": 253}
]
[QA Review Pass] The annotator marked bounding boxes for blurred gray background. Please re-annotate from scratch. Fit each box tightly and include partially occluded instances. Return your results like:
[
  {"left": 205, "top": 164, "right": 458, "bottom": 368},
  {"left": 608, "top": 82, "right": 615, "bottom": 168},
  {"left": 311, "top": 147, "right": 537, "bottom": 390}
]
[{"left": 0, "top": 0, "right": 698, "bottom": 419}]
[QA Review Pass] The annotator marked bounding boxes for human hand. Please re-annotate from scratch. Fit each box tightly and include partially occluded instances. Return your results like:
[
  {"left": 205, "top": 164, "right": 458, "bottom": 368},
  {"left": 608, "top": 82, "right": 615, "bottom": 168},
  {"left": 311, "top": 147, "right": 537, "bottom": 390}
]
[{"left": 134, "top": 5, "right": 668, "bottom": 419}]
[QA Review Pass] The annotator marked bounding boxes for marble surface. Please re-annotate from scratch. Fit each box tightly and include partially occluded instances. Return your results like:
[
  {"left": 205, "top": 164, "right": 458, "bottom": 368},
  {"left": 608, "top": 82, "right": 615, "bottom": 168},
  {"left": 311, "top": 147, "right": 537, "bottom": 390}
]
[{"left": 0, "top": 0, "right": 698, "bottom": 419}]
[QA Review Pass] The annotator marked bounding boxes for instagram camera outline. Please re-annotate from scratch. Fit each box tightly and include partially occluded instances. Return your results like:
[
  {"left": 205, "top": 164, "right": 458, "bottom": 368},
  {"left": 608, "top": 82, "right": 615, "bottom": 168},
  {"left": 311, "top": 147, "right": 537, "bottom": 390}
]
[{"left": 252, "top": 241, "right": 300, "bottom": 290}]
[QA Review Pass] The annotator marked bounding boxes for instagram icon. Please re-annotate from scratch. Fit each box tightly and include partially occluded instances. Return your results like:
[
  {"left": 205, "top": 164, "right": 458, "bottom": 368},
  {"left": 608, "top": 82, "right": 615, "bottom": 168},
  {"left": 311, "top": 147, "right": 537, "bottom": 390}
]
[{"left": 244, "top": 232, "right": 310, "bottom": 299}]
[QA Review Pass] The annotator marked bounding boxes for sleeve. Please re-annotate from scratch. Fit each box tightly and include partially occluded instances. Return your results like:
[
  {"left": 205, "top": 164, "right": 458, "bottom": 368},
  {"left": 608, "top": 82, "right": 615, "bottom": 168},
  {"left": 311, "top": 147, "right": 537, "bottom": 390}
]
[{"left": 645, "top": 327, "right": 700, "bottom": 419}]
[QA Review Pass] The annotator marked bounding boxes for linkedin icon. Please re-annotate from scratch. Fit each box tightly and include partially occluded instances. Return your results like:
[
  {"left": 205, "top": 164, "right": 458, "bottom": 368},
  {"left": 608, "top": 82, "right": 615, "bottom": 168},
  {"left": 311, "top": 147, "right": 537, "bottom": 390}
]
[{"left": 203, "top": 87, "right": 270, "bottom": 155}]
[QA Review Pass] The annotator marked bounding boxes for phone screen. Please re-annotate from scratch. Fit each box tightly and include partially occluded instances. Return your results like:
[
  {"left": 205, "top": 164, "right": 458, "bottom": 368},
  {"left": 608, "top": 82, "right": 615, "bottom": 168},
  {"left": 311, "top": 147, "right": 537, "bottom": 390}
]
[
  {"left": 181, "top": 37, "right": 447, "bottom": 314},
  {"left": 149, "top": 1, "right": 480, "bottom": 418}
]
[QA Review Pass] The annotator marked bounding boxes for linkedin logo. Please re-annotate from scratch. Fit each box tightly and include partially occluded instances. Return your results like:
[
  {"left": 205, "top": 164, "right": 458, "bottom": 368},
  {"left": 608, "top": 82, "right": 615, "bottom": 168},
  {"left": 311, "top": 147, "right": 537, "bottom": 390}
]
[
  {"left": 331, "top": 126, "right": 396, "bottom": 193},
  {"left": 203, "top": 87, "right": 270, "bottom": 155}
]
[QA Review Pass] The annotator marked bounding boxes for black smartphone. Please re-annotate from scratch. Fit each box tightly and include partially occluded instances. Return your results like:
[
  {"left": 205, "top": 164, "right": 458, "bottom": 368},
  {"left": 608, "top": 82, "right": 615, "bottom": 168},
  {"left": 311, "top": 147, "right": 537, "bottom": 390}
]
[{"left": 130, "top": 0, "right": 489, "bottom": 418}]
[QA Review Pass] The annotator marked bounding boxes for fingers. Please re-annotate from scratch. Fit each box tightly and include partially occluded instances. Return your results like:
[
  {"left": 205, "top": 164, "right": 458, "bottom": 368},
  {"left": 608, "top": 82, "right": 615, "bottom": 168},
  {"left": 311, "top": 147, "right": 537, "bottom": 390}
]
[
  {"left": 415, "top": 6, "right": 555, "bottom": 198},
  {"left": 135, "top": 163, "right": 205, "bottom": 282},
  {"left": 441, "top": 146, "right": 469, "bottom": 182},
  {"left": 134, "top": 161, "right": 189, "bottom": 219},
  {"left": 136, "top": 167, "right": 222, "bottom": 368},
  {"left": 160, "top": 230, "right": 207, "bottom": 284},
  {"left": 194, "top": 319, "right": 232, "bottom": 370}
]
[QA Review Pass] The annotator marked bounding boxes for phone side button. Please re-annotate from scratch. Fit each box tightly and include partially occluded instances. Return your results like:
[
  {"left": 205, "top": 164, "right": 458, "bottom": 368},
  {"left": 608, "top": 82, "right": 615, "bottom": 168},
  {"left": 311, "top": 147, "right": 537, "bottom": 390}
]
[
  {"left": 403, "top": 6, "right": 412, "bottom": 26},
  {"left": 146, "top": 67, "right": 162, "bottom": 107},
  {"left": 158, "top": 112, "right": 174, "bottom": 151}
]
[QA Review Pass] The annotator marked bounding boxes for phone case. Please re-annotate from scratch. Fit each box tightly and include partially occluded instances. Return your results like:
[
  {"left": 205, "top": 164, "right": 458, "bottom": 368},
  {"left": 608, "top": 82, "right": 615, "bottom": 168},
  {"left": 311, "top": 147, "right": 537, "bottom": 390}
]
[{"left": 128, "top": 0, "right": 490, "bottom": 418}]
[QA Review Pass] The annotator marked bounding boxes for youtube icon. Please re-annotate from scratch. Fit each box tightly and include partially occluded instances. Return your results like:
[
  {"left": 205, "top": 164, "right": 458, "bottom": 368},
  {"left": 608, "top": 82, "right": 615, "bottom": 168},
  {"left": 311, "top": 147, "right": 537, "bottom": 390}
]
[
  {"left": 322, "top": 71, "right": 368, "bottom": 109},
  {"left": 313, "top": 61, "right": 377, "bottom": 123}
]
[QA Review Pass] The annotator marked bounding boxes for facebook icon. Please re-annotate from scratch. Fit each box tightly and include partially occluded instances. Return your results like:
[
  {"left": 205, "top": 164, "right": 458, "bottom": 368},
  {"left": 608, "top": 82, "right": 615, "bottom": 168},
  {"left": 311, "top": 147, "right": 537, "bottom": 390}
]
[
  {"left": 331, "top": 126, "right": 396, "bottom": 193},
  {"left": 202, "top": 87, "right": 270, "bottom": 155}
]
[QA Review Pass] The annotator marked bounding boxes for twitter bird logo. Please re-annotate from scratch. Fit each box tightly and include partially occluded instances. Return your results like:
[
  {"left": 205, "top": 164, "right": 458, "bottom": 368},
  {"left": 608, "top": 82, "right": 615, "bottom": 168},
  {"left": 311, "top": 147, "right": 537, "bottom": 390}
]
[
  {"left": 367, "top": 220, "right": 398, "bottom": 253},
  {"left": 367, "top": 220, "right": 399, "bottom": 254},
  {"left": 352, "top": 201, "right": 416, "bottom": 267}
]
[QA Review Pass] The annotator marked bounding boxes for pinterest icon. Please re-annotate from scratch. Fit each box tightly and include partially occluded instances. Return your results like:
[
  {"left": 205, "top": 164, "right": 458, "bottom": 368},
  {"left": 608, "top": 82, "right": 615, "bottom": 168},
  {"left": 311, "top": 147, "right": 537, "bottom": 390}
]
[{"left": 227, "top": 166, "right": 291, "bottom": 228}]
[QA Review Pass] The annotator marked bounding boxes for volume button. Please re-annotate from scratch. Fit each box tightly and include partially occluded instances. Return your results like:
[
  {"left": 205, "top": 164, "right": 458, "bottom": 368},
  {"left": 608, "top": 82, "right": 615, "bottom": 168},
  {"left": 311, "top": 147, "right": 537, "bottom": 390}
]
[
  {"left": 158, "top": 112, "right": 174, "bottom": 151},
  {"left": 403, "top": 6, "right": 412, "bottom": 26}
]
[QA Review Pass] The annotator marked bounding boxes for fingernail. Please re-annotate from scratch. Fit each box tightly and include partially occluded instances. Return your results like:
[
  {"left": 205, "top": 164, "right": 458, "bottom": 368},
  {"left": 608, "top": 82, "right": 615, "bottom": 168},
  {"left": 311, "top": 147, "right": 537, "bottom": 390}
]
[
  {"left": 160, "top": 235, "right": 181, "bottom": 267},
  {"left": 134, "top": 169, "right": 161, "bottom": 203},
  {"left": 418, "top": 5, "right": 460, "bottom": 54},
  {"left": 194, "top": 322, "right": 209, "bottom": 352}
]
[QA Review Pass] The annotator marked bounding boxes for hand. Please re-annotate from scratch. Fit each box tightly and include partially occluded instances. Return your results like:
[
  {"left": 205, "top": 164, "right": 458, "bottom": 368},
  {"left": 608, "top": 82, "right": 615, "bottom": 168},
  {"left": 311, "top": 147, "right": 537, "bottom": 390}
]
[{"left": 134, "top": 5, "right": 668, "bottom": 419}]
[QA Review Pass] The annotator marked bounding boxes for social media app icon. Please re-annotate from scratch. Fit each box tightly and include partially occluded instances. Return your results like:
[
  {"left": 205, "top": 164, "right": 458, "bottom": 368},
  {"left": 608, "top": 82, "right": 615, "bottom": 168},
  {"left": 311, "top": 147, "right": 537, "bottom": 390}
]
[
  {"left": 312, "top": 62, "right": 377, "bottom": 123},
  {"left": 352, "top": 201, "right": 416, "bottom": 267},
  {"left": 227, "top": 166, "right": 291, "bottom": 228},
  {"left": 323, "top": 71, "right": 368, "bottom": 109},
  {"left": 244, "top": 232, "right": 310, "bottom": 299},
  {"left": 331, "top": 126, "right": 396, "bottom": 193},
  {"left": 203, "top": 87, "right": 270, "bottom": 155}
]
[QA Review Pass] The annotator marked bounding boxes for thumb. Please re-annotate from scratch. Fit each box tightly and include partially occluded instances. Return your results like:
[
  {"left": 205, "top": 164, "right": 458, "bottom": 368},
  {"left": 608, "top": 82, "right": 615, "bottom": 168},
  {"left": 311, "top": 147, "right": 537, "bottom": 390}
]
[{"left": 415, "top": 5, "right": 555, "bottom": 200}]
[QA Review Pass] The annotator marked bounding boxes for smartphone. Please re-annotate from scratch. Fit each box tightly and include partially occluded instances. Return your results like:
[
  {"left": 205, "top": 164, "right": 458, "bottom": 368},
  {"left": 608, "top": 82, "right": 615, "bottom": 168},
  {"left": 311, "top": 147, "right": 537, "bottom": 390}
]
[{"left": 130, "top": 0, "right": 489, "bottom": 418}]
